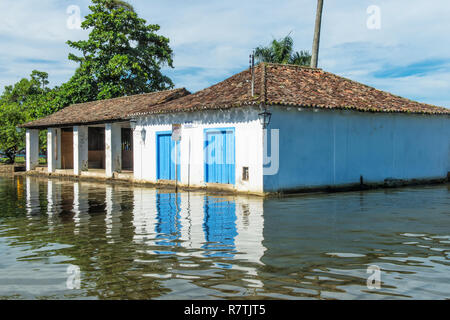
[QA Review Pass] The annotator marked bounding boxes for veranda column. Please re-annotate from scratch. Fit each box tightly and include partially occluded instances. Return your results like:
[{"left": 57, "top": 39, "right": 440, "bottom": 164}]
[
  {"left": 47, "top": 128, "right": 61, "bottom": 173},
  {"left": 73, "top": 126, "right": 89, "bottom": 175},
  {"left": 105, "top": 123, "right": 122, "bottom": 178},
  {"left": 26, "top": 129, "right": 39, "bottom": 171}
]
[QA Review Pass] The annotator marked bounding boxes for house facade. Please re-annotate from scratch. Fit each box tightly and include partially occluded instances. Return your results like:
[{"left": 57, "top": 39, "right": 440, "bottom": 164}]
[
  {"left": 131, "top": 107, "right": 264, "bottom": 193},
  {"left": 21, "top": 63, "right": 450, "bottom": 195}
]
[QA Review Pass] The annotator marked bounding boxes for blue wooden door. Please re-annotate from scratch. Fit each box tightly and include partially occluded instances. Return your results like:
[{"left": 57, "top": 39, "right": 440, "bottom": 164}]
[
  {"left": 204, "top": 129, "right": 235, "bottom": 184},
  {"left": 157, "top": 133, "right": 180, "bottom": 181}
]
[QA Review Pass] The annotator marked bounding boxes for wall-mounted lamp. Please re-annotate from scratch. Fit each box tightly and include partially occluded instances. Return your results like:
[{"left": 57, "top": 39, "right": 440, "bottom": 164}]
[
  {"left": 258, "top": 110, "right": 272, "bottom": 129},
  {"left": 130, "top": 119, "right": 137, "bottom": 130},
  {"left": 15, "top": 126, "right": 23, "bottom": 133},
  {"left": 141, "top": 128, "right": 146, "bottom": 143}
]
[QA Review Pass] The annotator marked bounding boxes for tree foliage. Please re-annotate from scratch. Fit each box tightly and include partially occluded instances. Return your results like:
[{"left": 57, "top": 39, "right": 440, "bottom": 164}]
[
  {"left": 254, "top": 35, "right": 311, "bottom": 66},
  {"left": 65, "top": 0, "right": 174, "bottom": 101},
  {"left": 105, "top": 0, "right": 135, "bottom": 12},
  {"left": 0, "top": 104, "right": 28, "bottom": 163},
  {"left": 0, "top": 71, "right": 51, "bottom": 163}
]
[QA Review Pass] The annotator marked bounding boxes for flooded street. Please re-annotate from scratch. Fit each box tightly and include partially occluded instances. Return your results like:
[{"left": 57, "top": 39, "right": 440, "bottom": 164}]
[{"left": 0, "top": 175, "right": 449, "bottom": 299}]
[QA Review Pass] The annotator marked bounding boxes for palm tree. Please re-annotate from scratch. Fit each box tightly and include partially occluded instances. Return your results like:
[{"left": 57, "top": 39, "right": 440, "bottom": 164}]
[
  {"left": 254, "top": 35, "right": 312, "bottom": 66},
  {"left": 105, "top": 0, "right": 135, "bottom": 12},
  {"left": 290, "top": 51, "right": 313, "bottom": 66}
]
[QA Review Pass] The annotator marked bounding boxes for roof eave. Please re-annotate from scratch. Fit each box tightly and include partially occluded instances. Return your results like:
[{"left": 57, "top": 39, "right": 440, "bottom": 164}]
[{"left": 19, "top": 117, "right": 130, "bottom": 130}]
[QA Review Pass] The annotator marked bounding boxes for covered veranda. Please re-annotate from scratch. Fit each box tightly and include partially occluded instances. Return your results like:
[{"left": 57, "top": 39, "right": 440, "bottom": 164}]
[
  {"left": 20, "top": 88, "right": 190, "bottom": 180},
  {"left": 26, "top": 121, "right": 134, "bottom": 179}
]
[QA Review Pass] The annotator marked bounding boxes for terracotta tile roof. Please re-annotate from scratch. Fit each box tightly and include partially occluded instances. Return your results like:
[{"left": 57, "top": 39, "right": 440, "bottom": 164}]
[
  {"left": 129, "top": 63, "right": 450, "bottom": 117},
  {"left": 21, "top": 88, "right": 190, "bottom": 129}
]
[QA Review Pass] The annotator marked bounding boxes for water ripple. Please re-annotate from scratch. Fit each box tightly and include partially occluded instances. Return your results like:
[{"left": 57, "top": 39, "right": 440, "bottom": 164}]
[{"left": 0, "top": 176, "right": 448, "bottom": 299}]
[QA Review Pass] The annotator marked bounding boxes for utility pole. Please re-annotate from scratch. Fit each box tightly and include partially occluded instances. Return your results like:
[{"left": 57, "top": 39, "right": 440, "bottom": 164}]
[{"left": 311, "top": 0, "right": 324, "bottom": 68}]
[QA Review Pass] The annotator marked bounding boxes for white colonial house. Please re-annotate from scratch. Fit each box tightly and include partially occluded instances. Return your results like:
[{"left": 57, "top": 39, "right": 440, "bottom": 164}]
[{"left": 21, "top": 63, "right": 450, "bottom": 195}]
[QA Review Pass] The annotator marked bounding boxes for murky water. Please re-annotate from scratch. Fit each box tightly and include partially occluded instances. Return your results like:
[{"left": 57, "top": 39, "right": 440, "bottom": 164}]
[{"left": 0, "top": 175, "right": 449, "bottom": 300}]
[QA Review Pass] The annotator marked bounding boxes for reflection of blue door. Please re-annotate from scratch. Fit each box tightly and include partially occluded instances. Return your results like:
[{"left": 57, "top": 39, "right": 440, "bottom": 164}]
[
  {"left": 204, "top": 129, "right": 235, "bottom": 184},
  {"left": 155, "top": 192, "right": 181, "bottom": 249},
  {"left": 156, "top": 132, "right": 180, "bottom": 181},
  {"left": 202, "top": 197, "right": 237, "bottom": 258}
]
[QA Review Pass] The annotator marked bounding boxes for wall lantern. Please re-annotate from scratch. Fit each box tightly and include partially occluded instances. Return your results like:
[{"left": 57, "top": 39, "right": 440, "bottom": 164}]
[
  {"left": 258, "top": 110, "right": 272, "bottom": 129},
  {"left": 15, "top": 126, "right": 23, "bottom": 133},
  {"left": 130, "top": 119, "right": 137, "bottom": 130},
  {"left": 140, "top": 128, "right": 147, "bottom": 143}
]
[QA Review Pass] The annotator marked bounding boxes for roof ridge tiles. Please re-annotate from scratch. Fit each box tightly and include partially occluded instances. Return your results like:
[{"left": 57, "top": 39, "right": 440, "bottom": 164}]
[
  {"left": 263, "top": 62, "right": 323, "bottom": 71},
  {"left": 67, "top": 87, "right": 187, "bottom": 107}
]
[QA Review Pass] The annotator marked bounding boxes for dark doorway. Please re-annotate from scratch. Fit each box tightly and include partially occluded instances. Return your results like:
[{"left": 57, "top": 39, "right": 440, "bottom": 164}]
[
  {"left": 61, "top": 128, "right": 73, "bottom": 169},
  {"left": 122, "top": 128, "right": 133, "bottom": 171},
  {"left": 88, "top": 127, "right": 105, "bottom": 169}
]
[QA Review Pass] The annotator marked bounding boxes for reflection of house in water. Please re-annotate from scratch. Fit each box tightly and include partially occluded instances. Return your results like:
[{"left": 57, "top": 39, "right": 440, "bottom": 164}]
[
  {"left": 131, "top": 189, "right": 266, "bottom": 289},
  {"left": 18, "top": 176, "right": 450, "bottom": 299},
  {"left": 105, "top": 185, "right": 123, "bottom": 244},
  {"left": 155, "top": 193, "right": 181, "bottom": 249},
  {"left": 131, "top": 190, "right": 266, "bottom": 264},
  {"left": 24, "top": 178, "right": 267, "bottom": 295},
  {"left": 25, "top": 179, "right": 266, "bottom": 268},
  {"left": 73, "top": 182, "right": 89, "bottom": 235},
  {"left": 25, "top": 178, "right": 267, "bottom": 260},
  {"left": 25, "top": 177, "right": 40, "bottom": 217},
  {"left": 202, "top": 197, "right": 238, "bottom": 259}
]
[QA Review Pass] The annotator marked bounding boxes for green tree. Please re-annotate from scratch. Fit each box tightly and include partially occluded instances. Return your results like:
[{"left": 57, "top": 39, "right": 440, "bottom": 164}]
[
  {"left": 105, "top": 0, "right": 134, "bottom": 11},
  {"left": 0, "top": 70, "right": 52, "bottom": 163},
  {"left": 65, "top": 0, "right": 174, "bottom": 102},
  {"left": 0, "top": 103, "right": 28, "bottom": 163},
  {"left": 254, "top": 35, "right": 312, "bottom": 66},
  {"left": 1, "top": 70, "right": 50, "bottom": 112}
]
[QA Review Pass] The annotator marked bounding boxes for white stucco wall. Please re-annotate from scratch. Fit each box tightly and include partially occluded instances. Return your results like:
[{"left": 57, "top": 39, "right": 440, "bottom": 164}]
[
  {"left": 133, "top": 108, "right": 264, "bottom": 193},
  {"left": 263, "top": 106, "right": 450, "bottom": 192},
  {"left": 26, "top": 129, "right": 39, "bottom": 171},
  {"left": 73, "top": 126, "right": 88, "bottom": 175},
  {"left": 105, "top": 123, "right": 122, "bottom": 177},
  {"left": 47, "top": 128, "right": 61, "bottom": 172}
]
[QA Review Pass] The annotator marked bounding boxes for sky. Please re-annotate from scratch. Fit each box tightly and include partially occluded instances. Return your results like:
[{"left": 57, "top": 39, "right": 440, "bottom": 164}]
[{"left": 1, "top": 0, "right": 450, "bottom": 107}]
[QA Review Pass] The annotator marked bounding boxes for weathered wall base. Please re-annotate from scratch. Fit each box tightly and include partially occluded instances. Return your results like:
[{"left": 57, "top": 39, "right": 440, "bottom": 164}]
[
  {"left": 0, "top": 165, "right": 25, "bottom": 173},
  {"left": 16, "top": 170, "right": 450, "bottom": 198},
  {"left": 267, "top": 176, "right": 450, "bottom": 197}
]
